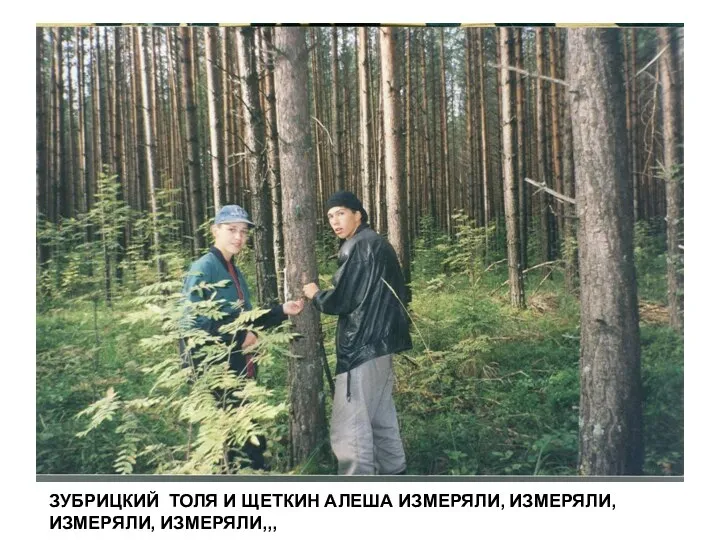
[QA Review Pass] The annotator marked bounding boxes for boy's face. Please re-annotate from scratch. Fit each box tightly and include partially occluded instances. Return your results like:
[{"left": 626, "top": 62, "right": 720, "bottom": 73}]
[
  {"left": 327, "top": 206, "right": 362, "bottom": 240},
  {"left": 213, "top": 222, "right": 250, "bottom": 257}
]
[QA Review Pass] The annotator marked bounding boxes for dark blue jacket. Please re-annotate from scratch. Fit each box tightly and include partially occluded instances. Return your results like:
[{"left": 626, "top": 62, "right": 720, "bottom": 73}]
[{"left": 181, "top": 247, "right": 285, "bottom": 375}]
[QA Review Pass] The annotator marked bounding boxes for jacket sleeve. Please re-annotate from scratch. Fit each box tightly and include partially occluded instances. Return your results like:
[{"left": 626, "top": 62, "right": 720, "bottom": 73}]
[
  {"left": 253, "top": 304, "right": 288, "bottom": 329},
  {"left": 312, "top": 246, "right": 371, "bottom": 316}
]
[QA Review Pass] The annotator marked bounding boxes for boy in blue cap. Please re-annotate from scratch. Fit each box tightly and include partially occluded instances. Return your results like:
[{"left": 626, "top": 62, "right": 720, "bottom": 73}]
[{"left": 182, "top": 205, "right": 304, "bottom": 470}]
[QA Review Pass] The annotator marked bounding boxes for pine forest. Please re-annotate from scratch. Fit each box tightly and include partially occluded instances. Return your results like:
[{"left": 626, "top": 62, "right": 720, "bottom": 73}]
[{"left": 36, "top": 25, "right": 683, "bottom": 476}]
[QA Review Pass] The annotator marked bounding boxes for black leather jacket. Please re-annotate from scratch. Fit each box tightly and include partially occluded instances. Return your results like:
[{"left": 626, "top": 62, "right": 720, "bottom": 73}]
[{"left": 313, "top": 224, "right": 412, "bottom": 375}]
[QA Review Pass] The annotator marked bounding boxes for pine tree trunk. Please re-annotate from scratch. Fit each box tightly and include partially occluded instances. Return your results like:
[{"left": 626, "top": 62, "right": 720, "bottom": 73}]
[
  {"left": 102, "top": 29, "right": 114, "bottom": 169},
  {"left": 419, "top": 31, "right": 436, "bottom": 222},
  {"left": 465, "top": 30, "right": 476, "bottom": 225},
  {"left": 494, "top": 31, "right": 505, "bottom": 228},
  {"left": 623, "top": 32, "right": 639, "bottom": 222},
  {"left": 237, "top": 27, "right": 278, "bottom": 305},
  {"left": 152, "top": 30, "right": 168, "bottom": 184},
  {"left": 76, "top": 29, "right": 90, "bottom": 218},
  {"left": 405, "top": 29, "right": 415, "bottom": 240},
  {"left": 331, "top": 28, "right": 344, "bottom": 191},
  {"left": 536, "top": 29, "right": 551, "bottom": 265},
  {"left": 567, "top": 28, "right": 643, "bottom": 475},
  {"left": 220, "top": 28, "right": 233, "bottom": 205},
  {"left": 630, "top": 30, "right": 642, "bottom": 221},
  {"left": 137, "top": 28, "right": 165, "bottom": 280},
  {"left": 358, "top": 27, "right": 374, "bottom": 226},
  {"left": 515, "top": 28, "right": 528, "bottom": 270},
  {"left": 37, "top": 28, "right": 50, "bottom": 264},
  {"left": 53, "top": 27, "right": 69, "bottom": 219},
  {"left": 114, "top": 28, "right": 128, "bottom": 283},
  {"left": 658, "top": 27, "right": 684, "bottom": 332},
  {"left": 549, "top": 29, "right": 564, "bottom": 241},
  {"left": 478, "top": 30, "right": 490, "bottom": 243},
  {"left": 342, "top": 29, "right": 354, "bottom": 195},
  {"left": 380, "top": 27, "right": 411, "bottom": 286},
  {"left": 166, "top": 28, "right": 189, "bottom": 241},
  {"left": 439, "top": 29, "right": 451, "bottom": 232},
  {"left": 91, "top": 30, "right": 111, "bottom": 304},
  {"left": 260, "top": 27, "right": 286, "bottom": 300},
  {"left": 310, "top": 30, "right": 325, "bottom": 218},
  {"left": 65, "top": 39, "right": 77, "bottom": 218},
  {"left": 562, "top": 83, "right": 578, "bottom": 292},
  {"left": 273, "top": 27, "right": 328, "bottom": 467},
  {"left": 205, "top": 27, "right": 225, "bottom": 212},
  {"left": 375, "top": 51, "right": 386, "bottom": 236},
  {"left": 48, "top": 30, "right": 57, "bottom": 224},
  {"left": 129, "top": 29, "right": 143, "bottom": 213},
  {"left": 499, "top": 28, "right": 525, "bottom": 309},
  {"left": 131, "top": 28, "right": 147, "bottom": 215},
  {"left": 179, "top": 27, "right": 204, "bottom": 255}
]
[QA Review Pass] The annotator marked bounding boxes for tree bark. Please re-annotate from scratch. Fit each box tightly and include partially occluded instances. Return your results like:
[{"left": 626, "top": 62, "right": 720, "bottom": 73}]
[
  {"left": 536, "top": 28, "right": 552, "bottom": 265},
  {"left": 331, "top": 28, "right": 344, "bottom": 191},
  {"left": 567, "top": 28, "right": 643, "bottom": 475},
  {"left": 53, "top": 27, "right": 68, "bottom": 219},
  {"left": 515, "top": 28, "right": 528, "bottom": 270},
  {"left": 137, "top": 27, "right": 165, "bottom": 279},
  {"left": 549, "top": 28, "right": 564, "bottom": 240},
  {"left": 274, "top": 27, "right": 328, "bottom": 467},
  {"left": 358, "top": 27, "right": 374, "bottom": 226},
  {"left": 114, "top": 28, "right": 128, "bottom": 282},
  {"left": 260, "top": 27, "right": 286, "bottom": 301},
  {"left": 438, "top": 29, "right": 451, "bottom": 232},
  {"left": 380, "top": 27, "right": 411, "bottom": 285},
  {"left": 562, "top": 81, "right": 578, "bottom": 292},
  {"left": 237, "top": 27, "right": 278, "bottom": 305},
  {"left": 179, "top": 27, "right": 205, "bottom": 254},
  {"left": 419, "top": 31, "right": 436, "bottom": 222},
  {"left": 65, "top": 37, "right": 77, "bottom": 218},
  {"left": 37, "top": 28, "right": 50, "bottom": 264},
  {"left": 658, "top": 27, "right": 684, "bottom": 332},
  {"left": 499, "top": 28, "right": 525, "bottom": 309},
  {"left": 204, "top": 27, "right": 225, "bottom": 212}
]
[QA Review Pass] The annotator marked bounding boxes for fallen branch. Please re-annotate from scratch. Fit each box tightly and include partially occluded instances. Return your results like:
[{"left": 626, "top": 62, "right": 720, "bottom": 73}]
[
  {"left": 489, "top": 279, "right": 509, "bottom": 296},
  {"left": 490, "top": 261, "right": 562, "bottom": 296},
  {"left": 523, "top": 260, "right": 562, "bottom": 274},
  {"left": 529, "top": 269, "right": 554, "bottom": 298},
  {"left": 484, "top": 258, "right": 507, "bottom": 272},
  {"left": 524, "top": 177, "right": 576, "bottom": 205}
]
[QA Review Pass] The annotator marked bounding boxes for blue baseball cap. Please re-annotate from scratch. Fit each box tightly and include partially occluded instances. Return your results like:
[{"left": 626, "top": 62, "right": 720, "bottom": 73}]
[{"left": 214, "top": 205, "right": 255, "bottom": 227}]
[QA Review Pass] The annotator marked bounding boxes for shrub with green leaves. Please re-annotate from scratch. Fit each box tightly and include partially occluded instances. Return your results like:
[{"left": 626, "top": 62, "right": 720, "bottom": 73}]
[{"left": 74, "top": 279, "right": 295, "bottom": 474}]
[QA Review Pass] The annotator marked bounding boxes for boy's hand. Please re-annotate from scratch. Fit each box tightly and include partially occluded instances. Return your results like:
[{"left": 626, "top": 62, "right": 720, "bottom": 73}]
[
  {"left": 283, "top": 299, "right": 305, "bottom": 316},
  {"left": 303, "top": 283, "right": 320, "bottom": 300},
  {"left": 242, "top": 332, "right": 258, "bottom": 349}
]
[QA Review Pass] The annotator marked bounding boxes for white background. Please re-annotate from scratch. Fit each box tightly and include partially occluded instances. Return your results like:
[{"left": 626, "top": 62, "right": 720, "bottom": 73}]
[
  {"left": 2, "top": 1, "right": 715, "bottom": 538},
  {"left": 34, "top": 481, "right": 696, "bottom": 538}
]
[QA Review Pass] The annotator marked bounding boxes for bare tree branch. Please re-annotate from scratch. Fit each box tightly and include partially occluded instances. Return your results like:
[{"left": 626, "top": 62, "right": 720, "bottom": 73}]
[
  {"left": 636, "top": 44, "right": 669, "bottom": 77},
  {"left": 487, "top": 62, "right": 569, "bottom": 87},
  {"left": 311, "top": 115, "right": 335, "bottom": 148},
  {"left": 524, "top": 177, "right": 576, "bottom": 205}
]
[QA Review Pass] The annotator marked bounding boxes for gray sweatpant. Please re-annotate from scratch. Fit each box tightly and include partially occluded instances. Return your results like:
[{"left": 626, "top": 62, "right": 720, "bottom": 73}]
[{"left": 330, "top": 355, "right": 406, "bottom": 475}]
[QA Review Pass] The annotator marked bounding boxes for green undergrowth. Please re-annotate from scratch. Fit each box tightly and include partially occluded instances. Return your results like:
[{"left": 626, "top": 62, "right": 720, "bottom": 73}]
[{"left": 36, "top": 216, "right": 682, "bottom": 475}]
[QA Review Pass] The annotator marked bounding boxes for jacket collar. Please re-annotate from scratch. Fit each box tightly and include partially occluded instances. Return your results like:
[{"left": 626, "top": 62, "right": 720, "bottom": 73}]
[{"left": 209, "top": 246, "right": 231, "bottom": 267}]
